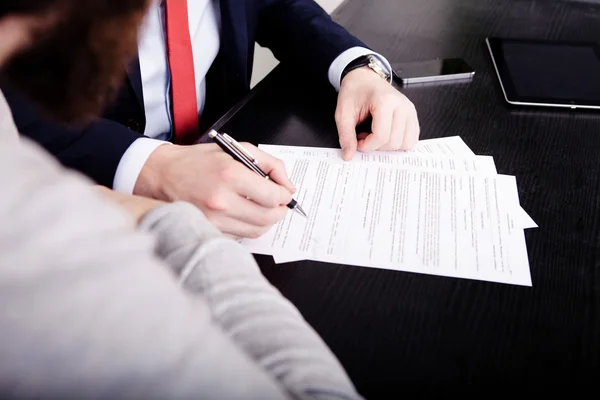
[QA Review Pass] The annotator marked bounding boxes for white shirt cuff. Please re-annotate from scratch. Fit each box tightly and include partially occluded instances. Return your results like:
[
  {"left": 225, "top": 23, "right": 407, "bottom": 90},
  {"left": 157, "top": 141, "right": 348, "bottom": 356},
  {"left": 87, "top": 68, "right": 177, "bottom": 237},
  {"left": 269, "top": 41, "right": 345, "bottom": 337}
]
[
  {"left": 113, "top": 137, "right": 170, "bottom": 194},
  {"left": 328, "top": 46, "right": 393, "bottom": 91}
]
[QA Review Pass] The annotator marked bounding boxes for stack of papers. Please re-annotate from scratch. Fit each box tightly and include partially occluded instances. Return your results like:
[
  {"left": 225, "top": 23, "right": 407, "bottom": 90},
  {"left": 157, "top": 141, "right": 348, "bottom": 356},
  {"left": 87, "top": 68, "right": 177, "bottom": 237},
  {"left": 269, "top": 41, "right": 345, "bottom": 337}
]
[{"left": 242, "top": 137, "right": 536, "bottom": 286}]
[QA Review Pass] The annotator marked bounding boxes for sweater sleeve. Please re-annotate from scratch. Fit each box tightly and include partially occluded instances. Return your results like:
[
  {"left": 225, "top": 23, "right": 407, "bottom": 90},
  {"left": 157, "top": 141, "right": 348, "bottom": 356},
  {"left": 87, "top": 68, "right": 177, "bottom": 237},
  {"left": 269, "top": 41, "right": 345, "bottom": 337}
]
[{"left": 140, "top": 203, "right": 363, "bottom": 400}]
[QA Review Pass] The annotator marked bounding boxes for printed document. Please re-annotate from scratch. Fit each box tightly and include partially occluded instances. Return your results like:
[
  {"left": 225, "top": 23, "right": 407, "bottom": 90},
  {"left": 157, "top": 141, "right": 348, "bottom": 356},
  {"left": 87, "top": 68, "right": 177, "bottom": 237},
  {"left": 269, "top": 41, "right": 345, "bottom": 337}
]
[{"left": 243, "top": 137, "right": 534, "bottom": 286}]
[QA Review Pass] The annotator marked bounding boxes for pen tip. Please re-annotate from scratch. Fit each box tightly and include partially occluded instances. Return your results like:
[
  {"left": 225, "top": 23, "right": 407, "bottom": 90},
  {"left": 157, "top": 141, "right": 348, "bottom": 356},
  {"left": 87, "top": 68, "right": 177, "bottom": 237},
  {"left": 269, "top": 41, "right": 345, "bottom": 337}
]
[{"left": 295, "top": 205, "right": 308, "bottom": 218}]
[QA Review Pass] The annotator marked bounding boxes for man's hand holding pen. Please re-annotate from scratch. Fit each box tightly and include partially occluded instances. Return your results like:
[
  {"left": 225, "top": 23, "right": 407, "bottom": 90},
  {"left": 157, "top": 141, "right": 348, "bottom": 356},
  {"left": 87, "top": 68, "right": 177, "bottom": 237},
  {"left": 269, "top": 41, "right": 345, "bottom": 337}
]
[
  {"left": 133, "top": 141, "right": 297, "bottom": 238},
  {"left": 209, "top": 131, "right": 307, "bottom": 218}
]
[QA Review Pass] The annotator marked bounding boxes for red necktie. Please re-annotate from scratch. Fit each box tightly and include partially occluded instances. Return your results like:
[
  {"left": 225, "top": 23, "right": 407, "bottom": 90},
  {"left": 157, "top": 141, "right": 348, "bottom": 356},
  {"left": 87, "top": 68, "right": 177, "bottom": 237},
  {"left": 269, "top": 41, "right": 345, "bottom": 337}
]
[{"left": 165, "top": 0, "right": 200, "bottom": 145}]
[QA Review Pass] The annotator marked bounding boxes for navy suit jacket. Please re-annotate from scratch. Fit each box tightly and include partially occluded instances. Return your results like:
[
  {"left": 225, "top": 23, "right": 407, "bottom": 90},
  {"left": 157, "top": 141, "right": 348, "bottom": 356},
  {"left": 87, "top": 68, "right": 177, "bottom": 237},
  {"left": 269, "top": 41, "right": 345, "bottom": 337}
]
[{"left": 4, "top": 0, "right": 366, "bottom": 187}]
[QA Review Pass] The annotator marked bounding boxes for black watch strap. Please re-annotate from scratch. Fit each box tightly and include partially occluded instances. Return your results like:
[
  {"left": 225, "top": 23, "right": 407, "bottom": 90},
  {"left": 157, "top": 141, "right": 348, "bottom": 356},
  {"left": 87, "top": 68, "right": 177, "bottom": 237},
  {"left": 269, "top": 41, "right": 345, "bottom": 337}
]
[
  {"left": 340, "top": 55, "right": 372, "bottom": 82},
  {"left": 341, "top": 54, "right": 391, "bottom": 83}
]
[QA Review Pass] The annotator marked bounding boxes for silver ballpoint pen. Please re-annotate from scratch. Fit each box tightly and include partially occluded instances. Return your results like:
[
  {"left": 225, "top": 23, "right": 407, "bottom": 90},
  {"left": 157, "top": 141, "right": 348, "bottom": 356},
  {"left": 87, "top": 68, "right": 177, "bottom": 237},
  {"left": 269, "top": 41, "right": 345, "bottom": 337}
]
[{"left": 208, "top": 130, "right": 308, "bottom": 218}]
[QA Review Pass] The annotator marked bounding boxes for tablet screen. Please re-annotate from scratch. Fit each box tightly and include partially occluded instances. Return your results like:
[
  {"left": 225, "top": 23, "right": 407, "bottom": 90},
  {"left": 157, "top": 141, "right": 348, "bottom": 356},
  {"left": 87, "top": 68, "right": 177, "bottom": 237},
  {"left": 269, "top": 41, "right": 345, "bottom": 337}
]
[{"left": 487, "top": 38, "right": 600, "bottom": 108}]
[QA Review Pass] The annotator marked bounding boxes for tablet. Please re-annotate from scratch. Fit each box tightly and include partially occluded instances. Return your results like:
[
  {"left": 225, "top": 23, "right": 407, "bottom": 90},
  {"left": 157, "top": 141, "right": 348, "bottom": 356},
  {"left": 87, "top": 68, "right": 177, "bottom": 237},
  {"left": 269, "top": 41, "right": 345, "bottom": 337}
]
[{"left": 486, "top": 37, "right": 600, "bottom": 110}]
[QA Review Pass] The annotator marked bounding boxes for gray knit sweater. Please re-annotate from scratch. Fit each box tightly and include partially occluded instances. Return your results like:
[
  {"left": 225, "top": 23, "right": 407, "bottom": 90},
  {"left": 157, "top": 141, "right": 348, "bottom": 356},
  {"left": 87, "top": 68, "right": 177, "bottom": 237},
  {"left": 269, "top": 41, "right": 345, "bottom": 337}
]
[{"left": 0, "top": 91, "right": 363, "bottom": 400}]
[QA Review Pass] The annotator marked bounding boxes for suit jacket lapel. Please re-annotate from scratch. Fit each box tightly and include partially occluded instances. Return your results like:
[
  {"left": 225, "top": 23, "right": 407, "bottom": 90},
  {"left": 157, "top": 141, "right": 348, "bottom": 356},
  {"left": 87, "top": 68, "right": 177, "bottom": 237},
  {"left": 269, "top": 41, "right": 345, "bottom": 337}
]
[
  {"left": 201, "top": 0, "right": 250, "bottom": 132},
  {"left": 219, "top": 0, "right": 249, "bottom": 85}
]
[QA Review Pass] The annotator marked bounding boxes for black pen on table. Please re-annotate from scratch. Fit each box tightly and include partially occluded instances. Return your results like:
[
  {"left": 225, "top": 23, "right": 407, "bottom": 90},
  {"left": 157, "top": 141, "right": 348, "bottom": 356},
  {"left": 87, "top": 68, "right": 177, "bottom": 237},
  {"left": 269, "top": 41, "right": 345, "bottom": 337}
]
[{"left": 208, "top": 129, "right": 308, "bottom": 218}]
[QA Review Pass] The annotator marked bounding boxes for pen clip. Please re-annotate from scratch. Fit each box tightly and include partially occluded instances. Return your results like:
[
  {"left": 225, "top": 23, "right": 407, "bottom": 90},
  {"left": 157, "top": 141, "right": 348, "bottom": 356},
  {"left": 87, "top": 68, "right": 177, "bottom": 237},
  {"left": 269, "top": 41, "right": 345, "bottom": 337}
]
[{"left": 223, "top": 133, "right": 258, "bottom": 165}]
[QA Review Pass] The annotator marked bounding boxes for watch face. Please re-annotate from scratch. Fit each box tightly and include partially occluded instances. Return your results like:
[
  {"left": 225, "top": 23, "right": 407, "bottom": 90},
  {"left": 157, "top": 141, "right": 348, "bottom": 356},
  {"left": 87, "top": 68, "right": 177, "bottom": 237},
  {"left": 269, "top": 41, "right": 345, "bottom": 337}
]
[{"left": 368, "top": 58, "right": 391, "bottom": 81}]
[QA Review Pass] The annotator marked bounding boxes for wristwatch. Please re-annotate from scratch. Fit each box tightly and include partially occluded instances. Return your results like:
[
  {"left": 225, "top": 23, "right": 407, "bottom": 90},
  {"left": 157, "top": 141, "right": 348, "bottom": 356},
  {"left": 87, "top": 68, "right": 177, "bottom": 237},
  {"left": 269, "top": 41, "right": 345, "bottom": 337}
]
[{"left": 341, "top": 54, "right": 392, "bottom": 83}]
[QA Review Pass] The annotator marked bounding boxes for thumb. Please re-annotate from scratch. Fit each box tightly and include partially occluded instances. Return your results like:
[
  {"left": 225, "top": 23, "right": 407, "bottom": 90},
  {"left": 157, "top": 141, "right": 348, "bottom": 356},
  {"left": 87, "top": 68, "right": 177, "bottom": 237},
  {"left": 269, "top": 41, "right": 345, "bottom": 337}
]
[
  {"left": 267, "top": 161, "right": 296, "bottom": 194},
  {"left": 335, "top": 105, "right": 358, "bottom": 161}
]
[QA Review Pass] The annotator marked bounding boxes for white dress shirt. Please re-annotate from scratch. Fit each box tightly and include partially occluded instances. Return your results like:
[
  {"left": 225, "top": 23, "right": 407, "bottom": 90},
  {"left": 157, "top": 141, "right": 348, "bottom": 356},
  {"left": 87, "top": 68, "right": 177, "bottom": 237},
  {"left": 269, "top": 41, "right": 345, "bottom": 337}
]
[{"left": 113, "top": 0, "right": 392, "bottom": 193}]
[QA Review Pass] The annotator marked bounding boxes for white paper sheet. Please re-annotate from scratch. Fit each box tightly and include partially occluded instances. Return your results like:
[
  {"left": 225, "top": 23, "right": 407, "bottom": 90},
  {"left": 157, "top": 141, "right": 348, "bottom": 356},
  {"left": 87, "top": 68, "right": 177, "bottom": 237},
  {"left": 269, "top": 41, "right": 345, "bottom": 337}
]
[
  {"left": 259, "top": 143, "right": 536, "bottom": 230},
  {"left": 259, "top": 135, "right": 475, "bottom": 160},
  {"left": 260, "top": 144, "right": 496, "bottom": 173},
  {"left": 401, "top": 135, "right": 475, "bottom": 156},
  {"left": 243, "top": 147, "right": 532, "bottom": 286}
]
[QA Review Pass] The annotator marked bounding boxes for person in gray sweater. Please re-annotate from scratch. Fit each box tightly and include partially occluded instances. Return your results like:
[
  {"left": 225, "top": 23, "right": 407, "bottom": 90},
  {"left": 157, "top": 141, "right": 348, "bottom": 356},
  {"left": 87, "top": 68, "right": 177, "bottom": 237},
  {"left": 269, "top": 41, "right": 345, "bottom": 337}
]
[{"left": 0, "top": 1, "right": 363, "bottom": 399}]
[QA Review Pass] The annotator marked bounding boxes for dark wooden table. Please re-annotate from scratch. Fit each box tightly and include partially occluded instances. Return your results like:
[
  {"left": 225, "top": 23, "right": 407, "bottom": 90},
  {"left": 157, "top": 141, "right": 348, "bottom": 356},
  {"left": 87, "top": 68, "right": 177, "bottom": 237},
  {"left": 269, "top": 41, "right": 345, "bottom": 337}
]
[{"left": 208, "top": 0, "right": 600, "bottom": 396}]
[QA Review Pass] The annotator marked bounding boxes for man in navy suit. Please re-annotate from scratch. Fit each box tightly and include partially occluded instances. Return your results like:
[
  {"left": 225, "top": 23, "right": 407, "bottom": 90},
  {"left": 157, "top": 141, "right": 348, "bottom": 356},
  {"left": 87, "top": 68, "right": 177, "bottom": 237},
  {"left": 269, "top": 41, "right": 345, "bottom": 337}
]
[{"left": 5, "top": 0, "right": 420, "bottom": 238}]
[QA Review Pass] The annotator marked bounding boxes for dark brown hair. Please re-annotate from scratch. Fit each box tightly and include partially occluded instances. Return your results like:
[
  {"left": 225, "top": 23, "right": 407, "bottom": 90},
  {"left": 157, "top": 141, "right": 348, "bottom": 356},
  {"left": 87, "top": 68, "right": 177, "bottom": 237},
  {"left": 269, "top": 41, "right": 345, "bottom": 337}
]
[{"left": 1, "top": 0, "right": 150, "bottom": 123}]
